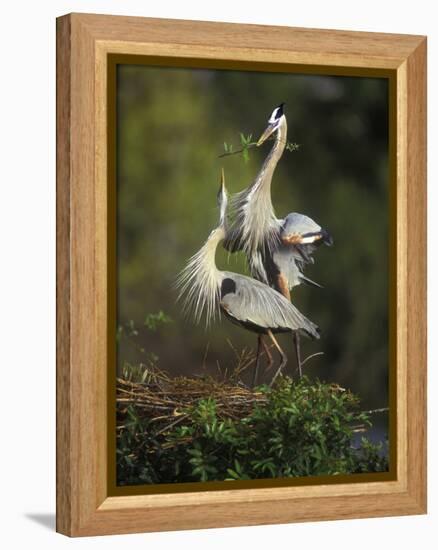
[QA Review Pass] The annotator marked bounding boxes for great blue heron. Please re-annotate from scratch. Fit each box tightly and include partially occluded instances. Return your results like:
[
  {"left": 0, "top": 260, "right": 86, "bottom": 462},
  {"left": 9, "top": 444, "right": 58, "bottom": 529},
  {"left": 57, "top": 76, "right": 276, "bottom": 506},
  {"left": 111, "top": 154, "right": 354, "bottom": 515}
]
[
  {"left": 224, "top": 104, "right": 333, "bottom": 375},
  {"left": 176, "top": 171, "right": 320, "bottom": 386}
]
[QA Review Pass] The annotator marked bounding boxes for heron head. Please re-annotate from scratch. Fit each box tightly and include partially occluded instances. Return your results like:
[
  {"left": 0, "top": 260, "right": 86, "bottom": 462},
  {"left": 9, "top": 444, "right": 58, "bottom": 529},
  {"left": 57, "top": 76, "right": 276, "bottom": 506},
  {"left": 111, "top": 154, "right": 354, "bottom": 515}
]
[
  {"left": 257, "top": 103, "right": 286, "bottom": 146},
  {"left": 217, "top": 167, "right": 228, "bottom": 227}
]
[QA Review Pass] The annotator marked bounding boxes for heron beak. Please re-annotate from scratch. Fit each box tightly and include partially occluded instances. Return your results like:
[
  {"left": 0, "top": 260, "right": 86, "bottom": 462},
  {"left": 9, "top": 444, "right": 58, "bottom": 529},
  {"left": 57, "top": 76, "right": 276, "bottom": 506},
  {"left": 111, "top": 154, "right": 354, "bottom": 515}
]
[
  {"left": 298, "top": 230, "right": 333, "bottom": 247},
  {"left": 257, "top": 122, "right": 278, "bottom": 146},
  {"left": 285, "top": 232, "right": 322, "bottom": 245},
  {"left": 217, "top": 168, "right": 228, "bottom": 226},
  {"left": 217, "top": 168, "right": 227, "bottom": 202}
]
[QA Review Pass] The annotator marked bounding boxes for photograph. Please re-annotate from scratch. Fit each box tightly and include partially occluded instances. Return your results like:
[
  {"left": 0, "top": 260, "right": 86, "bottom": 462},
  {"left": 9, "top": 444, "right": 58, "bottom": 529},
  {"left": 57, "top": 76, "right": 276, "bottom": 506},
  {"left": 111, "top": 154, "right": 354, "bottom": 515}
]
[{"left": 114, "top": 62, "right": 391, "bottom": 488}]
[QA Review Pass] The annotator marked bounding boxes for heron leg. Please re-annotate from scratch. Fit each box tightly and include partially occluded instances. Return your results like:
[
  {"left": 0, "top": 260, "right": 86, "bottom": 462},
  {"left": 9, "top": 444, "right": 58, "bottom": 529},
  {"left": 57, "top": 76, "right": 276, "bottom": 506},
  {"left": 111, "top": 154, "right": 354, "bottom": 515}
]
[
  {"left": 252, "top": 335, "right": 263, "bottom": 388},
  {"left": 294, "top": 332, "right": 303, "bottom": 378},
  {"left": 267, "top": 330, "right": 288, "bottom": 387},
  {"left": 261, "top": 337, "right": 274, "bottom": 370}
]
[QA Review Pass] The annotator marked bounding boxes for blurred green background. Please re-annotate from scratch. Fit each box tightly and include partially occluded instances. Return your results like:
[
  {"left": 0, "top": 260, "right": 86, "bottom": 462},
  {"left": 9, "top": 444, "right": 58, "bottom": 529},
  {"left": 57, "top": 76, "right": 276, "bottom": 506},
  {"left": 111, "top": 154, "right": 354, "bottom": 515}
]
[{"left": 116, "top": 64, "right": 389, "bottom": 417}]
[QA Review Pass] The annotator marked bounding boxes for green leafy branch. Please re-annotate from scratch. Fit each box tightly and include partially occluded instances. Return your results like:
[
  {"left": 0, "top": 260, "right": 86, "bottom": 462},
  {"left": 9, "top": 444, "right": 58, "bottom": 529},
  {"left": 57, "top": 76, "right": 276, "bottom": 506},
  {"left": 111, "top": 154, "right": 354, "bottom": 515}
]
[
  {"left": 116, "top": 375, "right": 389, "bottom": 485},
  {"left": 144, "top": 310, "right": 173, "bottom": 331},
  {"left": 117, "top": 312, "right": 173, "bottom": 378},
  {"left": 219, "top": 132, "right": 300, "bottom": 162}
]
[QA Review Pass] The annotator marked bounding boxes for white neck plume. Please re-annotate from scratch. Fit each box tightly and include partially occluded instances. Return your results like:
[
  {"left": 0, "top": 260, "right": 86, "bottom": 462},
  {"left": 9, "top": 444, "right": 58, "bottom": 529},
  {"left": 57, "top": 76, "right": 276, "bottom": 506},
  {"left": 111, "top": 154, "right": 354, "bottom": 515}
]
[
  {"left": 176, "top": 226, "right": 225, "bottom": 326},
  {"left": 234, "top": 116, "right": 287, "bottom": 257}
]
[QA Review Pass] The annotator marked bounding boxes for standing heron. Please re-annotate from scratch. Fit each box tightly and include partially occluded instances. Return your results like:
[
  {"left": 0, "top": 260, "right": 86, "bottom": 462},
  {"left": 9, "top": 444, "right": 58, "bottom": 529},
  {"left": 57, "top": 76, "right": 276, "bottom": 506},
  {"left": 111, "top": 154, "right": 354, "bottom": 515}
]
[
  {"left": 176, "top": 171, "right": 320, "bottom": 386},
  {"left": 224, "top": 104, "right": 333, "bottom": 375}
]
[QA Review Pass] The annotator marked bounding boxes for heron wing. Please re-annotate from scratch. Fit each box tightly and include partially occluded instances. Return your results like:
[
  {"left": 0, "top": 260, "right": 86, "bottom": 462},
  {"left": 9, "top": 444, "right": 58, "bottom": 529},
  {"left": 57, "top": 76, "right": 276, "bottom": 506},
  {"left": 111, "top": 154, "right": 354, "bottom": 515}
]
[
  {"left": 220, "top": 272, "right": 320, "bottom": 338},
  {"left": 279, "top": 213, "right": 326, "bottom": 270},
  {"left": 271, "top": 247, "right": 303, "bottom": 289}
]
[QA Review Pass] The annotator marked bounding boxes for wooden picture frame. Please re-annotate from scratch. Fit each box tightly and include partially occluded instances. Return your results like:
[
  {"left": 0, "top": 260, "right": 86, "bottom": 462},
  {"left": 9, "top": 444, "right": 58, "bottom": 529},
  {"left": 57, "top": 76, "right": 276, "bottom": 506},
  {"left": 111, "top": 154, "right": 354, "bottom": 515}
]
[{"left": 56, "top": 13, "right": 427, "bottom": 536}]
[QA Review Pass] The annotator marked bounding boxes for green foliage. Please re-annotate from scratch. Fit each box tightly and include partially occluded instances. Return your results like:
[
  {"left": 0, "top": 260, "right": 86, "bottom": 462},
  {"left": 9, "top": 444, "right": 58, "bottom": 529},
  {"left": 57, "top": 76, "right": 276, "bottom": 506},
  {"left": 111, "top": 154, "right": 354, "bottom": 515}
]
[
  {"left": 221, "top": 132, "right": 300, "bottom": 162},
  {"left": 117, "top": 312, "right": 173, "bottom": 382},
  {"left": 144, "top": 310, "right": 173, "bottom": 331},
  {"left": 117, "top": 319, "right": 140, "bottom": 340},
  {"left": 352, "top": 437, "right": 389, "bottom": 473},
  {"left": 285, "top": 141, "right": 301, "bottom": 152},
  {"left": 117, "top": 376, "right": 388, "bottom": 485}
]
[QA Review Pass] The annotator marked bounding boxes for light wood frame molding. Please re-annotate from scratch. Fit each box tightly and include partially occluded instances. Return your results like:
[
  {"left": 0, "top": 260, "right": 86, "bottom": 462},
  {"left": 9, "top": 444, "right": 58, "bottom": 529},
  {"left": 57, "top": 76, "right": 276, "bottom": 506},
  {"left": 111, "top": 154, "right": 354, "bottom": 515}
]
[{"left": 56, "top": 13, "right": 427, "bottom": 536}]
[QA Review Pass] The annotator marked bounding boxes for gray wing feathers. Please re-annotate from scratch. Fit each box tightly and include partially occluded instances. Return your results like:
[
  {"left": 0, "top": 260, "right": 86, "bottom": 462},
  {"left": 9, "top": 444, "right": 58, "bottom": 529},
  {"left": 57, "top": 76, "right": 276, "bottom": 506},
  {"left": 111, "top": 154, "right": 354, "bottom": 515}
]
[
  {"left": 272, "top": 247, "right": 303, "bottom": 289},
  {"left": 281, "top": 212, "right": 322, "bottom": 237},
  {"left": 221, "top": 273, "right": 320, "bottom": 339}
]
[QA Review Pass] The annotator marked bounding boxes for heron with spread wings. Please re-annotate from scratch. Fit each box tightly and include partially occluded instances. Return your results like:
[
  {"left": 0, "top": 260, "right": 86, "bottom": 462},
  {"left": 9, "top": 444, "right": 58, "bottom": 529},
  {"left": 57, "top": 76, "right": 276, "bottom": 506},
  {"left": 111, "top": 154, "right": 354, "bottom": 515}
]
[
  {"left": 224, "top": 104, "right": 333, "bottom": 375},
  {"left": 176, "top": 171, "right": 320, "bottom": 387}
]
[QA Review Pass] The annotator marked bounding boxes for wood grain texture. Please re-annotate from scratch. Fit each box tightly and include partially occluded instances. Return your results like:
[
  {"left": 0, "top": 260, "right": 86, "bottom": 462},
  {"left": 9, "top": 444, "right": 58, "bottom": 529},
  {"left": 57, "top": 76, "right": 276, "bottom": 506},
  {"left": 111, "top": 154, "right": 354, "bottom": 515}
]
[
  {"left": 76, "top": 12, "right": 422, "bottom": 65},
  {"left": 75, "top": 12, "right": 425, "bottom": 72},
  {"left": 56, "top": 14, "right": 72, "bottom": 536},
  {"left": 56, "top": 13, "right": 427, "bottom": 536},
  {"left": 406, "top": 39, "right": 427, "bottom": 509}
]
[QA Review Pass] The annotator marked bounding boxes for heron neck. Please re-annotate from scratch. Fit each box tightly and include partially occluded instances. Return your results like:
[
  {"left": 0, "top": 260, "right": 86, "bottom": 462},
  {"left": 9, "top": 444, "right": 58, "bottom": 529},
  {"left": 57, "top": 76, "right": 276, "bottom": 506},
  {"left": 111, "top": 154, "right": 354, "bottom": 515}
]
[
  {"left": 242, "top": 118, "right": 287, "bottom": 248},
  {"left": 202, "top": 226, "right": 226, "bottom": 278},
  {"left": 256, "top": 117, "right": 287, "bottom": 192}
]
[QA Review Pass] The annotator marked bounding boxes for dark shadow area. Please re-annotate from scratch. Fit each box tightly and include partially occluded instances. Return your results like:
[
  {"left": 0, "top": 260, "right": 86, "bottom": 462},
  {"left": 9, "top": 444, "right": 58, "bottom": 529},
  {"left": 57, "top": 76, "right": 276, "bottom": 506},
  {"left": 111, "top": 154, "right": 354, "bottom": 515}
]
[{"left": 25, "top": 513, "right": 56, "bottom": 531}]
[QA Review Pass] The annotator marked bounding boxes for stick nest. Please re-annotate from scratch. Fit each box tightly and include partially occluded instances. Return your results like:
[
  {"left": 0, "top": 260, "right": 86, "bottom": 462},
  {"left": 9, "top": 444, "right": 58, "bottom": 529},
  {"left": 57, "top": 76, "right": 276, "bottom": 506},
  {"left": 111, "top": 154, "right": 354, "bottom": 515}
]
[{"left": 117, "top": 365, "right": 268, "bottom": 435}]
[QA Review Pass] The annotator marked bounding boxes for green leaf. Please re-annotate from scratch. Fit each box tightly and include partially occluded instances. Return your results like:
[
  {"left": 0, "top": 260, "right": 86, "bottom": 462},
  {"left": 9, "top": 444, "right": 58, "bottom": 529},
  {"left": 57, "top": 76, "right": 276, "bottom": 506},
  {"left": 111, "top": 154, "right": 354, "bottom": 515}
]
[{"left": 144, "top": 310, "right": 173, "bottom": 331}]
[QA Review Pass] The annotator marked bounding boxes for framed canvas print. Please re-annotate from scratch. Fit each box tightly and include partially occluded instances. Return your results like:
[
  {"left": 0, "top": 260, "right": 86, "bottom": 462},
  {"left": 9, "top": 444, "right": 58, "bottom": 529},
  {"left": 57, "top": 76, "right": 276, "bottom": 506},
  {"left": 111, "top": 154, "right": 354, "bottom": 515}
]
[{"left": 56, "top": 13, "right": 427, "bottom": 536}]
